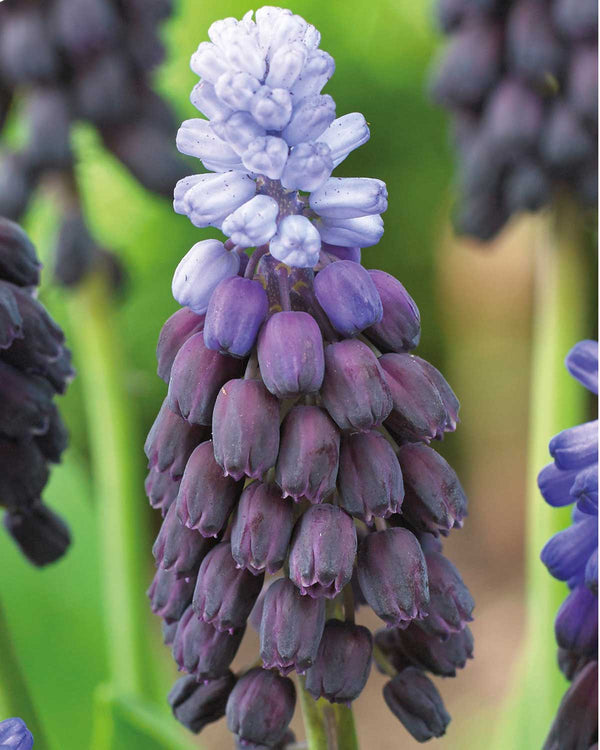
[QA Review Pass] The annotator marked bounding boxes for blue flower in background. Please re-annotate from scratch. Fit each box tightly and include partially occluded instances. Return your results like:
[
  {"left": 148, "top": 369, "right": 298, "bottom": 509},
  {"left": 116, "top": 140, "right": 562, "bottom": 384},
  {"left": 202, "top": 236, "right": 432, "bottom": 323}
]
[
  {"left": 538, "top": 339, "right": 598, "bottom": 750},
  {"left": 0, "top": 717, "right": 33, "bottom": 750}
]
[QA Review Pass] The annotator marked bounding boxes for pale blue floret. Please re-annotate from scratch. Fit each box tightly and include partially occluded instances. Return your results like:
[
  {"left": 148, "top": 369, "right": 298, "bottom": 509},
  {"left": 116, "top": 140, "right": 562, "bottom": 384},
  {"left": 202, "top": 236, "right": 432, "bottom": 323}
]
[{"left": 172, "top": 240, "right": 240, "bottom": 314}]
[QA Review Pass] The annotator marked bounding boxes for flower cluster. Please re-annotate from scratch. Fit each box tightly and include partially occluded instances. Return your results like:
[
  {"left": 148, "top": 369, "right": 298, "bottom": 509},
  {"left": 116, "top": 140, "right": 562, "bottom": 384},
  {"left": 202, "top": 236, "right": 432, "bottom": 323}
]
[
  {"left": 538, "top": 340, "right": 598, "bottom": 750},
  {"left": 0, "top": 0, "right": 187, "bottom": 284},
  {"left": 0, "top": 217, "right": 72, "bottom": 565},
  {"left": 0, "top": 717, "right": 34, "bottom": 749},
  {"left": 145, "top": 9, "right": 474, "bottom": 747},
  {"left": 430, "top": 0, "right": 598, "bottom": 240}
]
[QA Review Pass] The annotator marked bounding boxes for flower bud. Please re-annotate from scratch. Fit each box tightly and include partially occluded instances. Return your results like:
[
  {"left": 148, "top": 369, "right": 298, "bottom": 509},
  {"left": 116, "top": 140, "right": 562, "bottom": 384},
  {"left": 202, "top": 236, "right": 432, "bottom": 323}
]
[
  {"left": 168, "top": 333, "right": 244, "bottom": 427},
  {"left": 290, "top": 49, "right": 335, "bottom": 100},
  {"left": 265, "top": 41, "right": 307, "bottom": 88},
  {"left": 269, "top": 214, "right": 322, "bottom": 268},
  {"left": 338, "top": 431, "right": 403, "bottom": 523},
  {"left": 153, "top": 503, "right": 215, "bottom": 579},
  {"left": 365, "top": 270, "right": 421, "bottom": 353},
  {"left": 176, "top": 440, "right": 243, "bottom": 537},
  {"left": 555, "top": 584, "right": 598, "bottom": 656},
  {"left": 383, "top": 668, "right": 451, "bottom": 742},
  {"left": 204, "top": 277, "right": 269, "bottom": 358},
  {"left": 176, "top": 119, "right": 242, "bottom": 172},
  {"left": 0, "top": 283, "right": 22, "bottom": 350},
  {"left": 144, "top": 399, "right": 208, "bottom": 480},
  {"left": 193, "top": 542, "right": 265, "bottom": 632},
  {"left": 190, "top": 80, "right": 233, "bottom": 121},
  {"left": 211, "top": 111, "right": 266, "bottom": 156},
  {"left": 417, "top": 552, "right": 474, "bottom": 638},
  {"left": 549, "top": 421, "right": 598, "bottom": 471},
  {"left": 310, "top": 177, "right": 388, "bottom": 219},
  {"left": 173, "top": 605, "right": 245, "bottom": 680},
  {"left": 320, "top": 339, "right": 392, "bottom": 432},
  {"left": 250, "top": 86, "right": 293, "bottom": 130},
  {"left": 4, "top": 502, "right": 70, "bottom": 567},
  {"left": 543, "top": 660, "right": 598, "bottom": 750},
  {"left": 276, "top": 406, "right": 340, "bottom": 503},
  {"left": 230, "top": 482, "right": 295, "bottom": 575},
  {"left": 540, "top": 103, "right": 594, "bottom": 172},
  {"left": 0, "top": 438, "right": 49, "bottom": 511},
  {"left": 314, "top": 260, "right": 383, "bottom": 336},
  {"left": 397, "top": 443, "right": 467, "bottom": 536},
  {"left": 413, "top": 355, "right": 459, "bottom": 432},
  {"left": 0, "top": 217, "right": 41, "bottom": 287},
  {"left": 221, "top": 195, "right": 279, "bottom": 249},
  {"left": 145, "top": 467, "right": 180, "bottom": 516},
  {"left": 226, "top": 668, "right": 296, "bottom": 749},
  {"left": 304, "top": 619, "right": 373, "bottom": 703},
  {"left": 258, "top": 311, "right": 325, "bottom": 398},
  {"left": 317, "top": 112, "right": 370, "bottom": 167},
  {"left": 357, "top": 528, "right": 429, "bottom": 627},
  {"left": 172, "top": 240, "right": 240, "bottom": 314},
  {"left": 212, "top": 378, "right": 280, "bottom": 480},
  {"left": 506, "top": 0, "right": 564, "bottom": 86},
  {"left": 318, "top": 214, "right": 384, "bottom": 248},
  {"left": 168, "top": 672, "right": 236, "bottom": 734},
  {"left": 379, "top": 353, "right": 449, "bottom": 443},
  {"left": 242, "top": 136, "right": 289, "bottom": 179},
  {"left": 214, "top": 70, "right": 260, "bottom": 110},
  {"left": 190, "top": 41, "right": 229, "bottom": 82},
  {"left": 0, "top": 718, "right": 33, "bottom": 750},
  {"left": 288, "top": 504, "right": 357, "bottom": 598},
  {"left": 35, "top": 404, "right": 68, "bottom": 465},
  {"left": 282, "top": 94, "right": 336, "bottom": 146},
  {"left": 147, "top": 567, "right": 195, "bottom": 623},
  {"left": 568, "top": 45, "right": 597, "bottom": 124},
  {"left": 541, "top": 515, "right": 597, "bottom": 585},
  {"left": 260, "top": 577, "right": 326, "bottom": 674},
  {"left": 156, "top": 307, "right": 205, "bottom": 383},
  {"left": 280, "top": 142, "right": 333, "bottom": 192},
  {"left": 483, "top": 80, "right": 543, "bottom": 152}
]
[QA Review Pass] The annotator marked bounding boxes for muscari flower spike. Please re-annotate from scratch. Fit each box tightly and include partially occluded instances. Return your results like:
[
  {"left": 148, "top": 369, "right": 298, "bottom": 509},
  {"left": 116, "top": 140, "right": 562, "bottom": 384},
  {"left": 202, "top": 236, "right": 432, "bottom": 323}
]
[
  {"left": 146, "top": 7, "right": 474, "bottom": 747},
  {"left": 538, "top": 339, "right": 598, "bottom": 750}
]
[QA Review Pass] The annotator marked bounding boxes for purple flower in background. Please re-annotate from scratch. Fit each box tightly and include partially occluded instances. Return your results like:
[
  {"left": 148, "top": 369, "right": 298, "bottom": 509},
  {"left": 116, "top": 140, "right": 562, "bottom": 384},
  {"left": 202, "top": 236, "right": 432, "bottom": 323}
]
[
  {"left": 145, "top": 7, "right": 473, "bottom": 745},
  {"left": 0, "top": 717, "right": 34, "bottom": 749},
  {"left": 538, "top": 339, "right": 598, "bottom": 749}
]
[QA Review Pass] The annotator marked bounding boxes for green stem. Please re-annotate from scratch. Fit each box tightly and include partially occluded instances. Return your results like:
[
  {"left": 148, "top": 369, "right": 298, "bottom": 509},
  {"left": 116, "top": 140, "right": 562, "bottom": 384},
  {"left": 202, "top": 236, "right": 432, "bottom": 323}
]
[
  {"left": 493, "top": 198, "right": 591, "bottom": 749},
  {"left": 66, "top": 272, "right": 151, "bottom": 696},
  {"left": 0, "top": 602, "right": 49, "bottom": 748},
  {"left": 297, "top": 676, "right": 359, "bottom": 750}
]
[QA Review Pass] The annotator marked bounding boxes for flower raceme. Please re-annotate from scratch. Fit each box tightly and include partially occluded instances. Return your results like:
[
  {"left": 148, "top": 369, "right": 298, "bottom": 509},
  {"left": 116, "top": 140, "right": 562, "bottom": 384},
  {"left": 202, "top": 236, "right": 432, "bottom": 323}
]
[{"left": 144, "top": 7, "right": 474, "bottom": 748}]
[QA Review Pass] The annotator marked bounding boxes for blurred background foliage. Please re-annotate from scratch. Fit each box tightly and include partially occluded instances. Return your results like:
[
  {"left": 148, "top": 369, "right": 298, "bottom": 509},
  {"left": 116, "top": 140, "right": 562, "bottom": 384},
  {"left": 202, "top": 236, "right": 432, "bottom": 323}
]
[{"left": 0, "top": 0, "right": 596, "bottom": 749}]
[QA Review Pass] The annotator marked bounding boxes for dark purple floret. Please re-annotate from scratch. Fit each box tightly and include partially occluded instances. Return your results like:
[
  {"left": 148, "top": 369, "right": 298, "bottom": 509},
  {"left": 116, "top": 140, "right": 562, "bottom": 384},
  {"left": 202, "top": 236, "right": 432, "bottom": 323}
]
[
  {"left": 337, "top": 430, "right": 404, "bottom": 523},
  {"left": 275, "top": 405, "right": 340, "bottom": 504},
  {"left": 288, "top": 504, "right": 357, "bottom": 598},
  {"left": 417, "top": 551, "right": 474, "bottom": 638},
  {"left": 147, "top": 566, "right": 195, "bottom": 623},
  {"left": 0, "top": 217, "right": 41, "bottom": 287},
  {"left": 156, "top": 307, "right": 205, "bottom": 383},
  {"left": 506, "top": 0, "right": 565, "bottom": 86},
  {"left": 0, "top": 437, "right": 49, "bottom": 510},
  {"left": 35, "top": 403, "right": 69, "bottom": 464},
  {"left": 543, "top": 660, "right": 598, "bottom": 750},
  {"left": 383, "top": 667, "right": 451, "bottom": 742},
  {"left": 314, "top": 260, "right": 383, "bottom": 337},
  {"left": 554, "top": 584, "right": 598, "bottom": 657},
  {"left": 176, "top": 440, "right": 243, "bottom": 538},
  {"left": 304, "top": 619, "right": 373, "bottom": 704},
  {"left": 4, "top": 501, "right": 70, "bottom": 566},
  {"left": 145, "top": 466, "right": 180, "bottom": 516},
  {"left": 320, "top": 339, "right": 393, "bottom": 432},
  {"left": 226, "top": 668, "right": 296, "bottom": 750},
  {"left": 365, "top": 270, "right": 421, "bottom": 353},
  {"left": 357, "top": 528, "right": 429, "bottom": 627},
  {"left": 212, "top": 378, "right": 280, "bottom": 481},
  {"left": 0, "top": 281, "right": 23, "bottom": 350},
  {"left": 193, "top": 542, "right": 264, "bottom": 632},
  {"left": 230, "top": 482, "right": 295, "bottom": 576},
  {"left": 0, "top": 363, "right": 55, "bottom": 440},
  {"left": 152, "top": 503, "right": 215, "bottom": 579},
  {"left": 257, "top": 311, "right": 325, "bottom": 398},
  {"left": 167, "top": 332, "right": 245, "bottom": 426},
  {"left": 168, "top": 671, "right": 236, "bottom": 734},
  {"left": 172, "top": 605, "right": 245, "bottom": 681},
  {"left": 204, "top": 276, "right": 268, "bottom": 358},
  {"left": 260, "top": 577, "right": 326, "bottom": 675}
]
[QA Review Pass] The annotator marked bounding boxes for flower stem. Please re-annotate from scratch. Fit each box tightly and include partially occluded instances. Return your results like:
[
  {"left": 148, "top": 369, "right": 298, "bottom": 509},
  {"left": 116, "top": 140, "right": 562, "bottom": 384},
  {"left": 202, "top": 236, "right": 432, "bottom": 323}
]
[
  {"left": 297, "top": 676, "right": 359, "bottom": 750},
  {"left": 493, "top": 198, "right": 591, "bottom": 749}
]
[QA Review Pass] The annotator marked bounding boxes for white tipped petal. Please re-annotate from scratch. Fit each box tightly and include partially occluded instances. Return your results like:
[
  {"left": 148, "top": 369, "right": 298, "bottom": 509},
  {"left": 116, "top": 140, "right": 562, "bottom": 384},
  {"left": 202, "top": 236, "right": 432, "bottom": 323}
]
[
  {"left": 172, "top": 239, "right": 240, "bottom": 314},
  {"left": 309, "top": 177, "right": 388, "bottom": 219}
]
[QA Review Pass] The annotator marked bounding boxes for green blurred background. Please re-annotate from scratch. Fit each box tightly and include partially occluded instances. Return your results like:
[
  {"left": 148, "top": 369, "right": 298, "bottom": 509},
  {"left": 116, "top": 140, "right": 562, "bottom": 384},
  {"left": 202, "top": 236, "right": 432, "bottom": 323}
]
[{"left": 1, "top": 1, "right": 596, "bottom": 748}]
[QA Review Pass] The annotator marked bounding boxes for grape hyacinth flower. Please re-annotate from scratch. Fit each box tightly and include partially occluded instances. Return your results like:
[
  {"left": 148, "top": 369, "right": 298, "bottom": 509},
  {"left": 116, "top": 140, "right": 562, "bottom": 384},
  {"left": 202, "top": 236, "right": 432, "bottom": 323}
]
[
  {"left": 430, "top": 0, "right": 598, "bottom": 240},
  {"left": 0, "top": 218, "right": 72, "bottom": 565},
  {"left": 146, "top": 7, "right": 474, "bottom": 746},
  {"left": 538, "top": 340, "right": 598, "bottom": 749},
  {"left": 0, "top": 717, "right": 34, "bottom": 749}
]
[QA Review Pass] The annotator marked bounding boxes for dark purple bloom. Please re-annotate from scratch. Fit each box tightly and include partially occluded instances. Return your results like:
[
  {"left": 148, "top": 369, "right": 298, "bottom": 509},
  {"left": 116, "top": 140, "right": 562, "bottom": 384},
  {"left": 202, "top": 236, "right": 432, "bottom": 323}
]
[
  {"left": 176, "top": 440, "right": 243, "bottom": 538},
  {"left": 167, "top": 332, "right": 244, "bottom": 426},
  {"left": 314, "top": 260, "right": 382, "bottom": 336},
  {"left": 383, "top": 667, "right": 451, "bottom": 742},
  {"left": 147, "top": 566, "right": 195, "bottom": 623},
  {"left": 275, "top": 405, "right": 340, "bottom": 504},
  {"left": 257, "top": 311, "right": 325, "bottom": 398},
  {"left": 555, "top": 584, "right": 598, "bottom": 657},
  {"left": 34, "top": 403, "right": 69, "bottom": 464},
  {"left": 168, "top": 672, "right": 236, "bottom": 734},
  {"left": 364, "top": 270, "right": 421, "bottom": 353},
  {"left": 193, "top": 542, "right": 264, "bottom": 632},
  {"left": 0, "top": 717, "right": 34, "bottom": 750},
  {"left": 260, "top": 577, "right": 326, "bottom": 675},
  {"left": 417, "top": 551, "right": 474, "bottom": 638},
  {"left": 230, "top": 482, "right": 294, "bottom": 576},
  {"left": 144, "top": 466, "right": 180, "bottom": 516},
  {"left": 289, "top": 504, "right": 357, "bottom": 598},
  {"left": 0, "top": 361, "right": 55, "bottom": 440},
  {"left": 173, "top": 605, "right": 245, "bottom": 680},
  {"left": 162, "top": 619, "right": 178, "bottom": 646},
  {"left": 0, "top": 437, "right": 49, "bottom": 510},
  {"left": 304, "top": 619, "right": 373, "bottom": 704},
  {"left": 320, "top": 339, "right": 393, "bottom": 432},
  {"left": 0, "top": 217, "right": 40, "bottom": 287},
  {"left": 397, "top": 443, "right": 467, "bottom": 536},
  {"left": 0, "top": 281, "right": 23, "bottom": 350},
  {"left": 144, "top": 399, "right": 208, "bottom": 480},
  {"left": 412, "top": 355, "right": 460, "bottom": 433},
  {"left": 506, "top": 0, "right": 564, "bottom": 86},
  {"left": 226, "top": 668, "right": 296, "bottom": 749},
  {"left": 156, "top": 307, "right": 205, "bottom": 383},
  {"left": 204, "top": 276, "right": 268, "bottom": 358},
  {"left": 541, "top": 515, "right": 598, "bottom": 587},
  {"left": 152, "top": 503, "right": 215, "bottom": 579},
  {"left": 357, "top": 528, "right": 429, "bottom": 627},
  {"left": 212, "top": 378, "right": 280, "bottom": 481},
  {"left": 3, "top": 501, "right": 70, "bottom": 567},
  {"left": 543, "top": 659, "right": 598, "bottom": 750}
]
